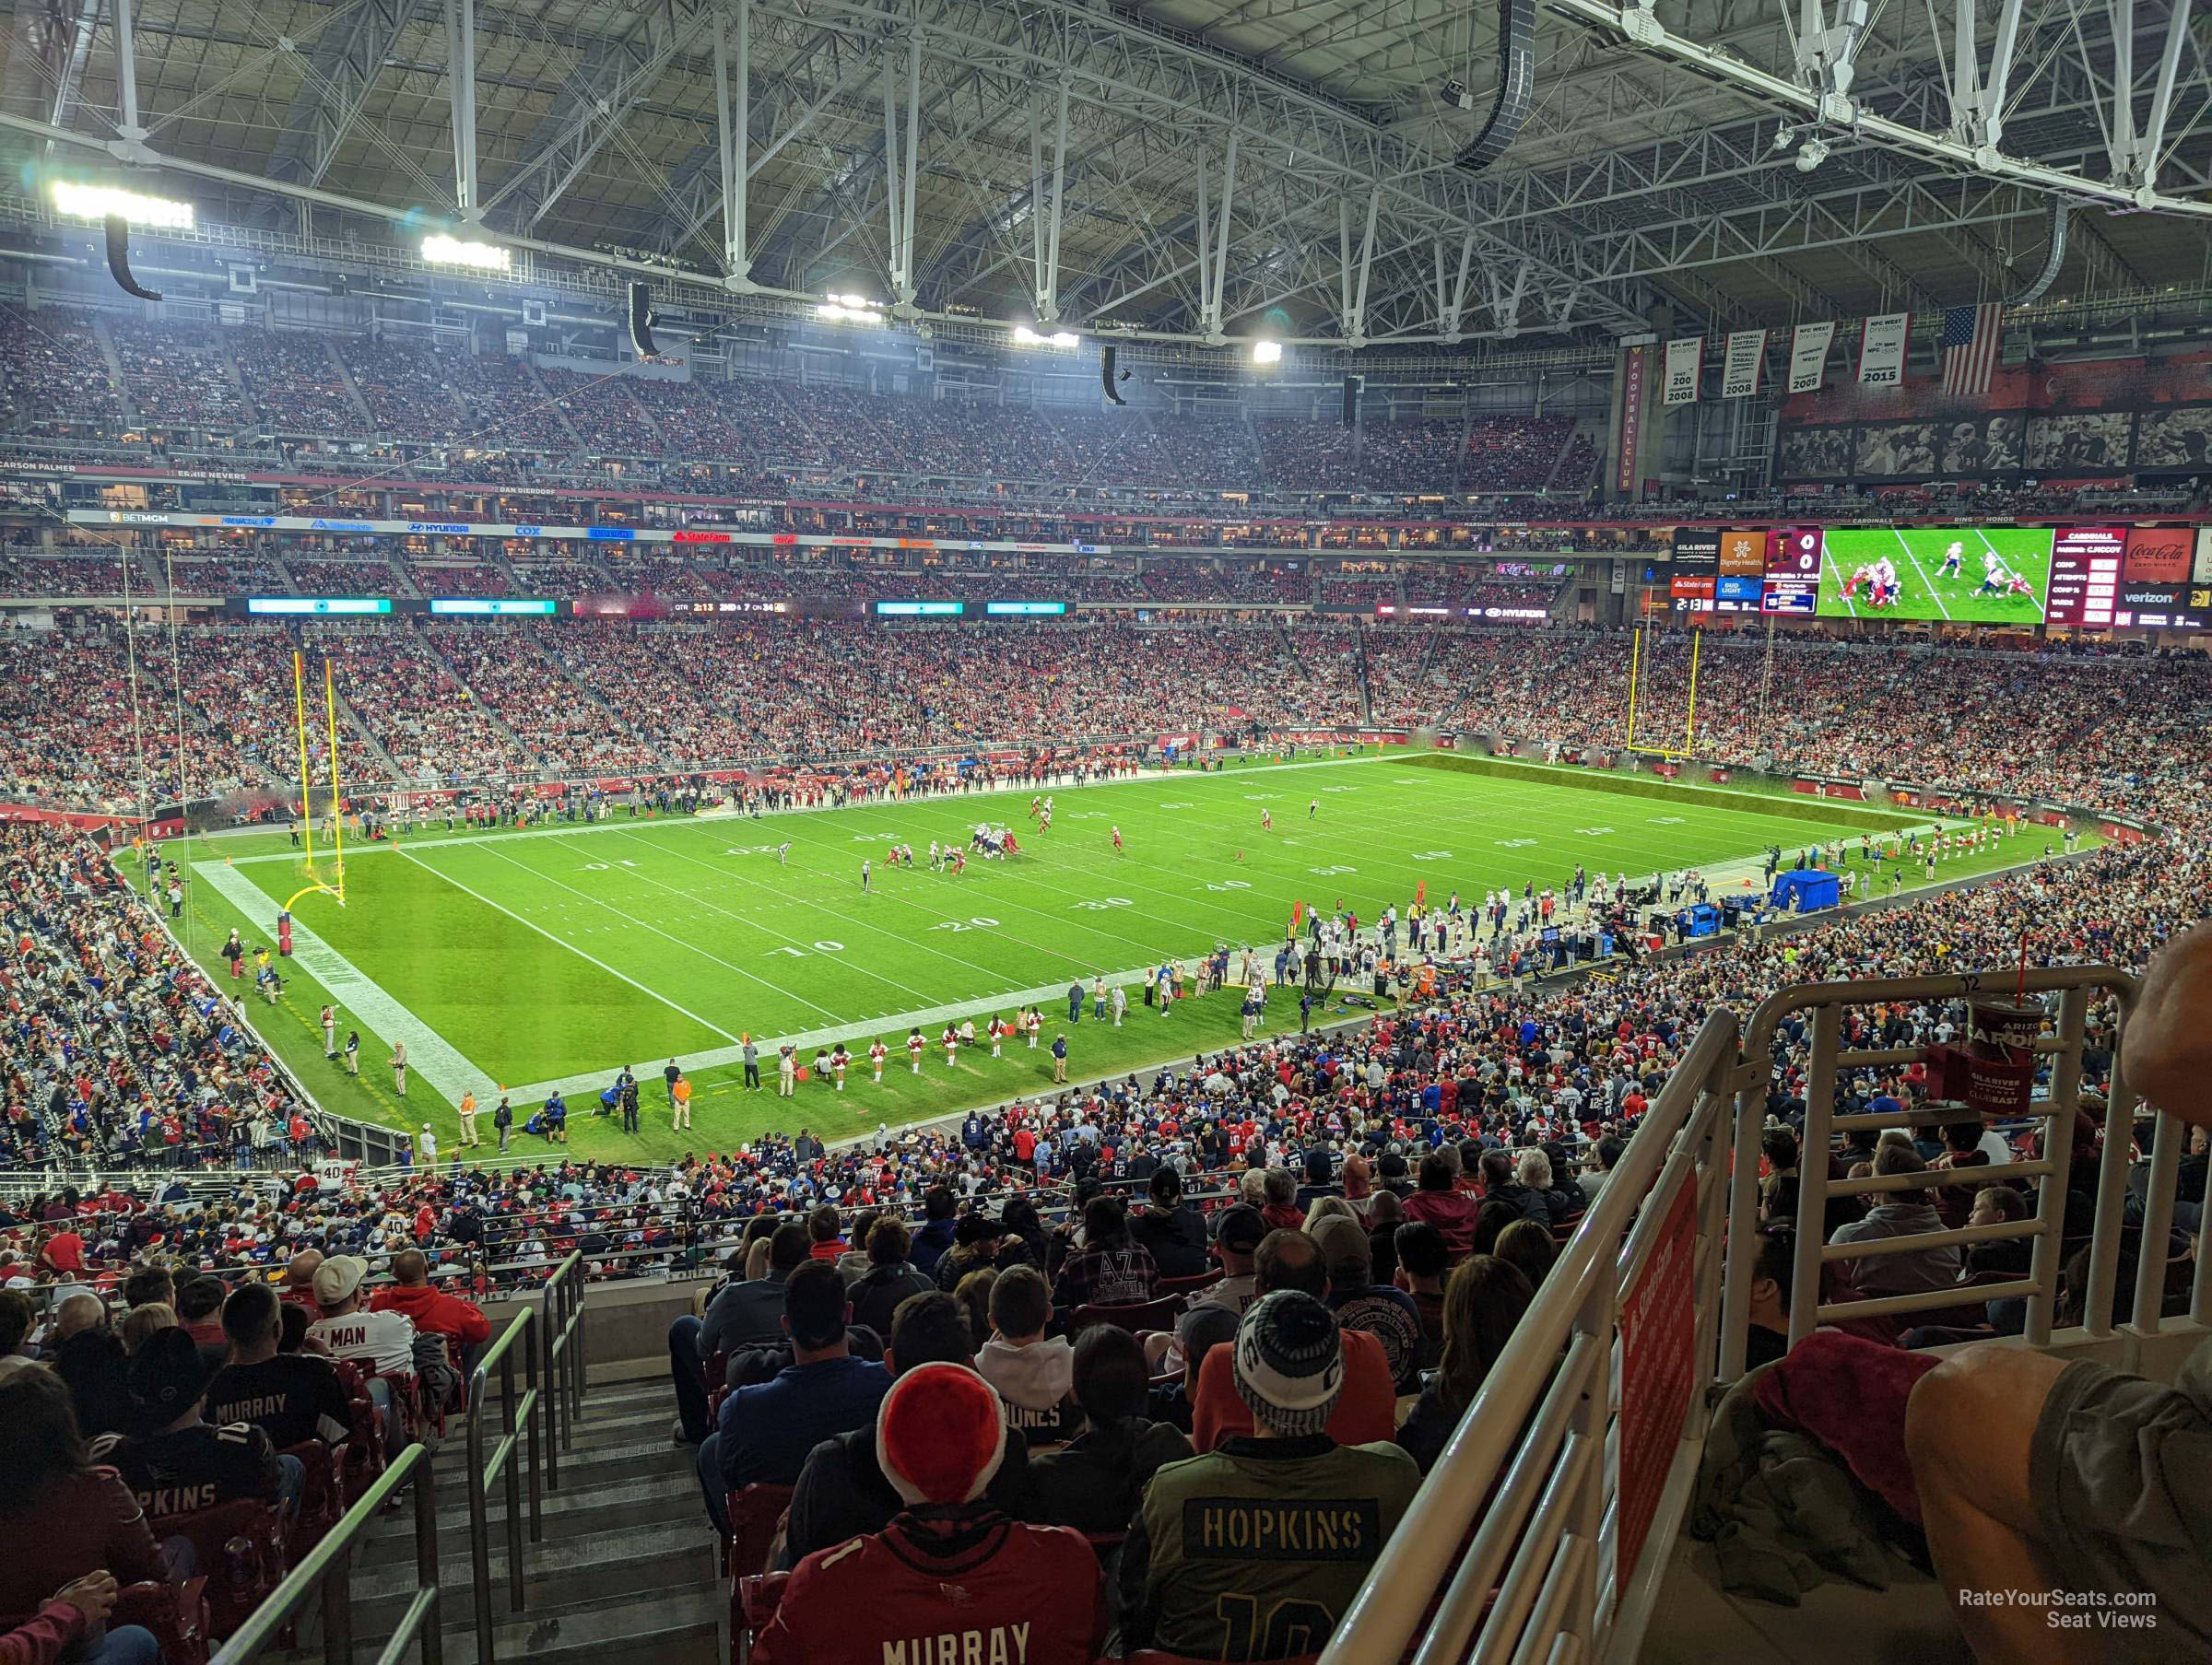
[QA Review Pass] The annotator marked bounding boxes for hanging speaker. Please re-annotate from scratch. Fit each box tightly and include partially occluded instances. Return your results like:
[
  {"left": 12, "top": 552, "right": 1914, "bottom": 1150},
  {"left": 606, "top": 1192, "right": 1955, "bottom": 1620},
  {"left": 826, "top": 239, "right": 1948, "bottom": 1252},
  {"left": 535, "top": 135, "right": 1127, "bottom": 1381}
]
[
  {"left": 105, "top": 216, "right": 162, "bottom": 302},
  {"left": 1100, "top": 344, "right": 1126, "bottom": 406},
  {"left": 629, "top": 281, "right": 657, "bottom": 358},
  {"left": 1341, "top": 373, "right": 1363, "bottom": 428}
]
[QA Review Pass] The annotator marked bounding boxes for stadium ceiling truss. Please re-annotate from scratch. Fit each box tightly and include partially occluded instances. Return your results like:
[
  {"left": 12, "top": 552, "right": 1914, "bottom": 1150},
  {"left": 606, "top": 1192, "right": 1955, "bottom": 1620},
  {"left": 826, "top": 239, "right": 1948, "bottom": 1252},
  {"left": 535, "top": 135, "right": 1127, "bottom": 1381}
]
[{"left": 0, "top": 0, "right": 2206, "bottom": 348}]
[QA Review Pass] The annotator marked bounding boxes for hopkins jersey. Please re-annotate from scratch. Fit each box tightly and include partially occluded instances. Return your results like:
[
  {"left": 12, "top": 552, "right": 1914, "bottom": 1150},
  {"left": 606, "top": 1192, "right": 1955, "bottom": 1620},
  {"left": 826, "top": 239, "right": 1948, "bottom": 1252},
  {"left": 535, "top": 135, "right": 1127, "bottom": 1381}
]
[
  {"left": 92, "top": 1421, "right": 283, "bottom": 1520},
  {"left": 1124, "top": 1436, "right": 1420, "bottom": 1662},
  {"left": 754, "top": 1511, "right": 1100, "bottom": 1665}
]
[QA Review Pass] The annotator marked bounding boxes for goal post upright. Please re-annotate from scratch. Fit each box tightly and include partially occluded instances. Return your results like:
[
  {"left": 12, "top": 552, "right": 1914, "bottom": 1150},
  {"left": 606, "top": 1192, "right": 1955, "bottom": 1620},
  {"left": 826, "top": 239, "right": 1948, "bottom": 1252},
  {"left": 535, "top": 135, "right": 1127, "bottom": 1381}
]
[
  {"left": 324, "top": 657, "right": 347, "bottom": 905},
  {"left": 292, "top": 649, "right": 317, "bottom": 879},
  {"left": 1681, "top": 626, "right": 1703, "bottom": 758},
  {"left": 1625, "top": 625, "right": 1643, "bottom": 747}
]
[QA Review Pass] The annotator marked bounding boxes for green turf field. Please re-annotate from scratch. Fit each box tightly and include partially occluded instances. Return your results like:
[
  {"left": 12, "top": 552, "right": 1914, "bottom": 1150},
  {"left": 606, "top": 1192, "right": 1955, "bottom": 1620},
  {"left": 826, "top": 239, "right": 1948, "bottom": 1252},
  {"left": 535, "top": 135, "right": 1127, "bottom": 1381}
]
[
  {"left": 1818, "top": 526, "right": 2053, "bottom": 625},
  {"left": 140, "top": 754, "right": 2061, "bottom": 1162}
]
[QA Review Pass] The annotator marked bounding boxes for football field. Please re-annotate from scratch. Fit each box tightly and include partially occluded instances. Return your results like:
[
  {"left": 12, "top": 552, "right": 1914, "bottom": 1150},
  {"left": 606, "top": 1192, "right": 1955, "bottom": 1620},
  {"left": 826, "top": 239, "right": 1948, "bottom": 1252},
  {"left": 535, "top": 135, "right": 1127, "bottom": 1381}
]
[
  {"left": 172, "top": 754, "right": 1934, "bottom": 1155},
  {"left": 1819, "top": 526, "right": 2053, "bottom": 625}
]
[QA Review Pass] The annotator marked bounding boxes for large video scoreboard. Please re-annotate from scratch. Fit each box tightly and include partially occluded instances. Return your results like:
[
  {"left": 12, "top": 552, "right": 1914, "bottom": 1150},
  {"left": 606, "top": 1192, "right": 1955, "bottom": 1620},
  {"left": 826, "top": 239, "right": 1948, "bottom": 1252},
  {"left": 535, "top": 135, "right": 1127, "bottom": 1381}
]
[{"left": 1666, "top": 524, "right": 2208, "bottom": 628}]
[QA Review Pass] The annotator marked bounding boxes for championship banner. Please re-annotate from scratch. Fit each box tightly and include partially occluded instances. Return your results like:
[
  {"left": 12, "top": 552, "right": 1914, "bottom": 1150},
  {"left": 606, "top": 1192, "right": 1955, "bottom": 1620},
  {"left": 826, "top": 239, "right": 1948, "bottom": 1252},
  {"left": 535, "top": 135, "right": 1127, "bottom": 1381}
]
[
  {"left": 1721, "top": 329, "right": 1766, "bottom": 398},
  {"left": 1858, "top": 312, "right": 1911, "bottom": 386},
  {"left": 1662, "top": 336, "right": 1703, "bottom": 405},
  {"left": 1616, "top": 345, "right": 1647, "bottom": 495},
  {"left": 1788, "top": 321, "right": 1835, "bottom": 393}
]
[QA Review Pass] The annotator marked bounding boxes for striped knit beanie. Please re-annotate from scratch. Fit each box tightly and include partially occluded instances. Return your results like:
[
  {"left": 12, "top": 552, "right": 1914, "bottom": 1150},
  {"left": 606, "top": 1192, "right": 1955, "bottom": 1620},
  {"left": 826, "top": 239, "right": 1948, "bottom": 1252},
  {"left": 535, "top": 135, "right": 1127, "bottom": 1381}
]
[{"left": 1233, "top": 1290, "right": 1344, "bottom": 1438}]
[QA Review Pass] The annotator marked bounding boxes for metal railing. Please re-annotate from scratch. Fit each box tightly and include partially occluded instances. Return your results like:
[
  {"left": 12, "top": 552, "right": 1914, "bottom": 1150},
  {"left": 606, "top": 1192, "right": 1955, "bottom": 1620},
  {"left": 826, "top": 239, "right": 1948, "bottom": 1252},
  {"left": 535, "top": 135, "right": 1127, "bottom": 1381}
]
[
  {"left": 210, "top": 1443, "right": 441, "bottom": 1665},
  {"left": 1322, "top": 961, "right": 2208, "bottom": 1665},
  {"left": 1324, "top": 1003, "right": 1742, "bottom": 1665},
  {"left": 1724, "top": 963, "right": 2212, "bottom": 1362},
  {"left": 540, "top": 1249, "right": 587, "bottom": 1484},
  {"left": 464, "top": 1309, "right": 543, "bottom": 1665}
]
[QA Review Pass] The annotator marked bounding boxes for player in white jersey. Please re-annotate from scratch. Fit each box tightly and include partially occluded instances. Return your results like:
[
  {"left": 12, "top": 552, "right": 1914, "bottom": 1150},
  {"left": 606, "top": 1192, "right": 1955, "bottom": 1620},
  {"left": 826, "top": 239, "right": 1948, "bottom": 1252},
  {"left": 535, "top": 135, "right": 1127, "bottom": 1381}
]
[
  {"left": 1939, "top": 540, "right": 1966, "bottom": 576},
  {"left": 1975, "top": 549, "right": 2010, "bottom": 596}
]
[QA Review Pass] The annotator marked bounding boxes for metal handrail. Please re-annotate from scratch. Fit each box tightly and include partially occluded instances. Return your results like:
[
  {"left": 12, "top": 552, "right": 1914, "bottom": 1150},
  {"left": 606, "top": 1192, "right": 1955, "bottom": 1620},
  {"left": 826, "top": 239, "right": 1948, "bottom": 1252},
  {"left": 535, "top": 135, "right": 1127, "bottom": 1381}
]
[
  {"left": 1721, "top": 964, "right": 2144, "bottom": 1362},
  {"left": 1322, "top": 1004, "right": 1743, "bottom": 1665},
  {"left": 539, "top": 1249, "right": 587, "bottom": 1482},
  {"left": 210, "top": 1442, "right": 441, "bottom": 1665},
  {"left": 464, "top": 1308, "right": 542, "bottom": 1665}
]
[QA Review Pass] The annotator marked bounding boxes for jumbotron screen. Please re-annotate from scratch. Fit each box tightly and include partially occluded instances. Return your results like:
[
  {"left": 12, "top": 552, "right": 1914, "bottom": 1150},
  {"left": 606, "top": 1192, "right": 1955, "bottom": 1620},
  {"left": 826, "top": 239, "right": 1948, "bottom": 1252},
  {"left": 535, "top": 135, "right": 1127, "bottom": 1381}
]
[{"left": 1814, "top": 527, "right": 2055, "bottom": 625}]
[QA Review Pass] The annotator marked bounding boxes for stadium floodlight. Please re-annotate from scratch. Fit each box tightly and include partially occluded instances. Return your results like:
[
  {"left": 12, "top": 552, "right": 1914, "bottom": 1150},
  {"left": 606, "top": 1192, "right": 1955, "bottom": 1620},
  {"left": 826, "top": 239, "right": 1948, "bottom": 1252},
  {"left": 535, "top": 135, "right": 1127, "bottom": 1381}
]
[
  {"left": 50, "top": 181, "right": 192, "bottom": 229},
  {"left": 422, "top": 234, "right": 511, "bottom": 271},
  {"left": 1252, "top": 339, "right": 1283, "bottom": 366},
  {"left": 817, "top": 293, "right": 887, "bottom": 325},
  {"left": 1012, "top": 325, "right": 1079, "bottom": 348}
]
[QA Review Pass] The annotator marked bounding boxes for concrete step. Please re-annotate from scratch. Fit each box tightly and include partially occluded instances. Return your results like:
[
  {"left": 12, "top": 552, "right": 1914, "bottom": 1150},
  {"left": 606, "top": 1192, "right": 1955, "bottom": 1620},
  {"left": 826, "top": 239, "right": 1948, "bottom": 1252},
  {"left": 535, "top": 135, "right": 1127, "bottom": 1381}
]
[
  {"left": 441, "top": 1585, "right": 724, "bottom": 1665},
  {"left": 347, "top": 1517, "right": 718, "bottom": 1637},
  {"left": 359, "top": 1472, "right": 701, "bottom": 1566}
]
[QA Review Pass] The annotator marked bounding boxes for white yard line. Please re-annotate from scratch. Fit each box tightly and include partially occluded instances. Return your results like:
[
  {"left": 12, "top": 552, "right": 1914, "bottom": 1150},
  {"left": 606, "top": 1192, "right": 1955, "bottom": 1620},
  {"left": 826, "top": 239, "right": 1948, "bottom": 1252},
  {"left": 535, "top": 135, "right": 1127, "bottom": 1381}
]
[
  {"left": 194, "top": 857, "right": 499, "bottom": 1104},
  {"left": 394, "top": 846, "right": 751, "bottom": 1044},
  {"left": 1891, "top": 528, "right": 1953, "bottom": 622}
]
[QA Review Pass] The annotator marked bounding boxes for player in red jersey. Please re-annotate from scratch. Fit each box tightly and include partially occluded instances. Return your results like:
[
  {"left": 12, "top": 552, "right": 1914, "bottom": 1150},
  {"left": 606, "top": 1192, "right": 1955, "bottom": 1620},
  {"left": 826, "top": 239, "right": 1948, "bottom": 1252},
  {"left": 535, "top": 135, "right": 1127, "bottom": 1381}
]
[
  {"left": 1111, "top": 825, "right": 1123, "bottom": 851},
  {"left": 1261, "top": 809, "right": 1273, "bottom": 832},
  {"left": 753, "top": 1365, "right": 1102, "bottom": 1665}
]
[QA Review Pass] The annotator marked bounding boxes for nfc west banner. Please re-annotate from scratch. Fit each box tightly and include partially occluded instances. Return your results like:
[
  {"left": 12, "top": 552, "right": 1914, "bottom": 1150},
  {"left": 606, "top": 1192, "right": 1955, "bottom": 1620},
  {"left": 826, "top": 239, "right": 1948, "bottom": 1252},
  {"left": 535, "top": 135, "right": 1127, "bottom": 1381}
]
[
  {"left": 1858, "top": 313, "right": 1911, "bottom": 386},
  {"left": 1662, "top": 336, "right": 1704, "bottom": 405},
  {"left": 1721, "top": 330, "right": 1766, "bottom": 399},
  {"left": 1788, "top": 321, "right": 1836, "bottom": 393}
]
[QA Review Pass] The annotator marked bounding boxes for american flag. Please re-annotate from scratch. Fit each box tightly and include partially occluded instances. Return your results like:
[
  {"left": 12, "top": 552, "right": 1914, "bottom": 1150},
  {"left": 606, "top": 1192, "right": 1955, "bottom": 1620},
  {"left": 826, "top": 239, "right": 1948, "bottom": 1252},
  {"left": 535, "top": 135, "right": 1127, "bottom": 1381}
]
[{"left": 1939, "top": 301, "right": 2004, "bottom": 396}]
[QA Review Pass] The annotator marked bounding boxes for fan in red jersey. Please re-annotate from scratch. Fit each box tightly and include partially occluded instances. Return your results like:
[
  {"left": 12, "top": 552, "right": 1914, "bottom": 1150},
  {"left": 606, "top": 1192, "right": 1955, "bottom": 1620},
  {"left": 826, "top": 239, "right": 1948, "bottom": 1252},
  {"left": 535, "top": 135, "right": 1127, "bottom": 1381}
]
[{"left": 754, "top": 1364, "right": 1102, "bottom": 1665}]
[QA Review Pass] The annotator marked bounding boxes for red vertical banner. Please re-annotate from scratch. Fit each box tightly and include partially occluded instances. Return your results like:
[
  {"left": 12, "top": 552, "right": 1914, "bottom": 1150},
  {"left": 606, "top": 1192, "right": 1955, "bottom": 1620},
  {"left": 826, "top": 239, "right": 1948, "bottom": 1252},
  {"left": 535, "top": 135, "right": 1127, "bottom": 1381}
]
[
  {"left": 1615, "top": 1175, "right": 1699, "bottom": 1593},
  {"left": 1616, "top": 345, "right": 1647, "bottom": 497}
]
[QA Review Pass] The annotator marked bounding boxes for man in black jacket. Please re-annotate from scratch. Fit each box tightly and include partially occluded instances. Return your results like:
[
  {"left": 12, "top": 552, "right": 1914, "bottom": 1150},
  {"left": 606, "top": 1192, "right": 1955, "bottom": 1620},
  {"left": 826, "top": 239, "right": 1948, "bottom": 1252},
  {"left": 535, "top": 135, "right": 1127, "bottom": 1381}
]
[
  {"left": 848, "top": 1216, "right": 935, "bottom": 1336},
  {"left": 782, "top": 1291, "right": 1030, "bottom": 1564},
  {"left": 1130, "top": 1168, "right": 1209, "bottom": 1278}
]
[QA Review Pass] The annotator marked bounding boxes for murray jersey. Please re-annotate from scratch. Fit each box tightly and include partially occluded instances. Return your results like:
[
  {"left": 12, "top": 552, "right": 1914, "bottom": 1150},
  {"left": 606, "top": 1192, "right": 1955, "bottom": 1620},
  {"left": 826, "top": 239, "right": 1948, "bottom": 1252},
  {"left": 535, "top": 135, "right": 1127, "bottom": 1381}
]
[{"left": 755, "top": 1512, "right": 1099, "bottom": 1665}]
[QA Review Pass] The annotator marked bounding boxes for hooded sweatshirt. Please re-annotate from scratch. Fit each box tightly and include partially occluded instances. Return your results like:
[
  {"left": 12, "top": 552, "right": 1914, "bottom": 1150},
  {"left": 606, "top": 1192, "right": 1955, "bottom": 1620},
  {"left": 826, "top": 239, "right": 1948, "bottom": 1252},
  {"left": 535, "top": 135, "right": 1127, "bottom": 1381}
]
[
  {"left": 974, "top": 1335, "right": 1083, "bottom": 1444},
  {"left": 369, "top": 1279, "right": 493, "bottom": 1346}
]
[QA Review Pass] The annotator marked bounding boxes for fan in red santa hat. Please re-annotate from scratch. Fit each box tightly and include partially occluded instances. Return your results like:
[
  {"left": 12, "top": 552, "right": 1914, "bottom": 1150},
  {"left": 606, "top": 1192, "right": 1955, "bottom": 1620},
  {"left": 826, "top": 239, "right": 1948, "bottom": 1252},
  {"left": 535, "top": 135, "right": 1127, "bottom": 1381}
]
[{"left": 875, "top": 1361, "right": 1009, "bottom": 1507}]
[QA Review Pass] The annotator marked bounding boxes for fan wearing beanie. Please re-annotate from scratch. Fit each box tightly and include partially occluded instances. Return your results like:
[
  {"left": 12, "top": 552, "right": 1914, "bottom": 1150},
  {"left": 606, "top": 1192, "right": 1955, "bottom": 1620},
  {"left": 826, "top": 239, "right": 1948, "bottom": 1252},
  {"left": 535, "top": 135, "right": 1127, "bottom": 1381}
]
[
  {"left": 90, "top": 1327, "right": 290, "bottom": 1550},
  {"left": 1121, "top": 1293, "right": 1419, "bottom": 1661},
  {"left": 754, "top": 1363, "right": 1102, "bottom": 1665}
]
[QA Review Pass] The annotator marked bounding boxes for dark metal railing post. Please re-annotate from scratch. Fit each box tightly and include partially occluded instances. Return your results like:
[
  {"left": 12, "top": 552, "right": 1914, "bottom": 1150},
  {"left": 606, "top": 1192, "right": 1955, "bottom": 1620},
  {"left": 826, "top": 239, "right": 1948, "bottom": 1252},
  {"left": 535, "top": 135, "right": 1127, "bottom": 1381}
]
[
  {"left": 213, "top": 1445, "right": 439, "bottom": 1665},
  {"left": 465, "top": 1307, "right": 541, "bottom": 1665}
]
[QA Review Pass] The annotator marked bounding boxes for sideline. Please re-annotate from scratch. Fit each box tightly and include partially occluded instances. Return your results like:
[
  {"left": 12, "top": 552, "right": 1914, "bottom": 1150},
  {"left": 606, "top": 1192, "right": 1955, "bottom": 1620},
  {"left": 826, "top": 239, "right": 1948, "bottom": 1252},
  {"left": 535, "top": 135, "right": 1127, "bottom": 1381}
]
[{"left": 194, "top": 858, "right": 499, "bottom": 1104}]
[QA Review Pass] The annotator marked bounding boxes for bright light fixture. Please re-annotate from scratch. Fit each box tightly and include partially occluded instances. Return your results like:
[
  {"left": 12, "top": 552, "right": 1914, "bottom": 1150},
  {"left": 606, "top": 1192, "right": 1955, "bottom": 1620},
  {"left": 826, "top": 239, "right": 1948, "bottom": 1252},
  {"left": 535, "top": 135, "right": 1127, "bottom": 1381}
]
[
  {"left": 1252, "top": 339, "right": 1283, "bottom": 365},
  {"left": 51, "top": 181, "right": 193, "bottom": 229},
  {"left": 422, "top": 234, "right": 511, "bottom": 271},
  {"left": 817, "top": 296, "right": 887, "bottom": 324},
  {"left": 1013, "top": 325, "right": 1079, "bottom": 348}
]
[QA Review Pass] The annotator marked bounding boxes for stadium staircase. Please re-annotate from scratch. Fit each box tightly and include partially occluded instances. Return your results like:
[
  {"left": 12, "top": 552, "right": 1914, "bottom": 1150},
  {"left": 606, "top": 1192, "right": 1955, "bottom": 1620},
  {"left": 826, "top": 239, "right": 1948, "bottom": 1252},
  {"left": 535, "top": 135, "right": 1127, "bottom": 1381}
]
[
  {"left": 1350, "top": 626, "right": 1376, "bottom": 724},
  {"left": 330, "top": 682, "right": 407, "bottom": 784},
  {"left": 89, "top": 317, "right": 140, "bottom": 429},
  {"left": 322, "top": 338, "right": 381, "bottom": 432},
  {"left": 523, "top": 362, "right": 588, "bottom": 451},
  {"left": 337, "top": 1371, "right": 723, "bottom": 1665},
  {"left": 413, "top": 624, "right": 545, "bottom": 768}
]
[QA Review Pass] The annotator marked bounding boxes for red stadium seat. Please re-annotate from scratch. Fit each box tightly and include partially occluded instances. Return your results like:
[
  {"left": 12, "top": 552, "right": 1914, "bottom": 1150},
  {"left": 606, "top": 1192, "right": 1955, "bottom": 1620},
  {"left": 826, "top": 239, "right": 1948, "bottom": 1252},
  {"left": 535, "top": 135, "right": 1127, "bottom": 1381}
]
[
  {"left": 114, "top": 1578, "right": 210, "bottom": 1665},
  {"left": 724, "top": 1483, "right": 795, "bottom": 1579},
  {"left": 1073, "top": 1296, "right": 1184, "bottom": 1333},
  {"left": 160, "top": 1499, "right": 288, "bottom": 1640},
  {"left": 1156, "top": 1272, "right": 1223, "bottom": 1296},
  {"left": 731, "top": 1571, "right": 792, "bottom": 1665},
  {"left": 277, "top": 1439, "right": 347, "bottom": 1552}
]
